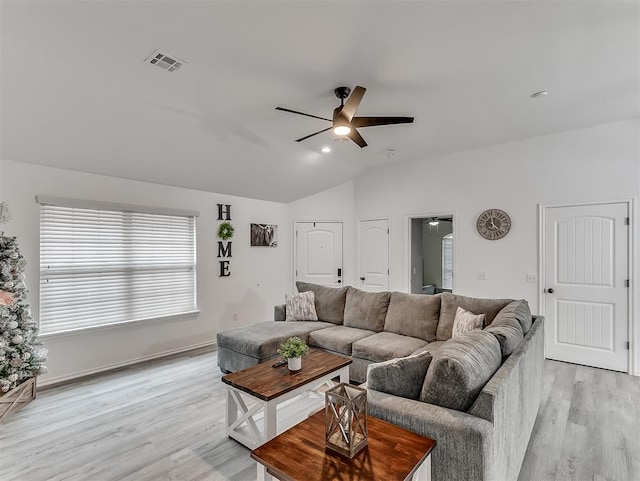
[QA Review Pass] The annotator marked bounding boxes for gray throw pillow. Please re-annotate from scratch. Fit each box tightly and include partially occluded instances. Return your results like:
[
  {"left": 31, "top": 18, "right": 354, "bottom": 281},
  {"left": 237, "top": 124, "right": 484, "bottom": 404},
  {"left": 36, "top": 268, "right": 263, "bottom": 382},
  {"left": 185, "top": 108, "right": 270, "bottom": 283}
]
[
  {"left": 383, "top": 292, "right": 440, "bottom": 342},
  {"left": 367, "top": 351, "right": 433, "bottom": 400},
  {"left": 437, "top": 292, "right": 513, "bottom": 341},
  {"left": 296, "top": 281, "right": 348, "bottom": 324},
  {"left": 420, "top": 330, "right": 502, "bottom": 411},
  {"left": 285, "top": 291, "right": 318, "bottom": 321},
  {"left": 492, "top": 299, "right": 532, "bottom": 334},
  {"left": 343, "top": 287, "right": 391, "bottom": 332}
]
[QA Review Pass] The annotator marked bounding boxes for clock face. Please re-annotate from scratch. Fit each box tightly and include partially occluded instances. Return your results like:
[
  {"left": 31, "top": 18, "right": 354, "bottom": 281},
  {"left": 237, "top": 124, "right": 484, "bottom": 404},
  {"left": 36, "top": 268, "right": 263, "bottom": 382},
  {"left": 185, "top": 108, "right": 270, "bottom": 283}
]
[{"left": 477, "top": 209, "right": 511, "bottom": 240}]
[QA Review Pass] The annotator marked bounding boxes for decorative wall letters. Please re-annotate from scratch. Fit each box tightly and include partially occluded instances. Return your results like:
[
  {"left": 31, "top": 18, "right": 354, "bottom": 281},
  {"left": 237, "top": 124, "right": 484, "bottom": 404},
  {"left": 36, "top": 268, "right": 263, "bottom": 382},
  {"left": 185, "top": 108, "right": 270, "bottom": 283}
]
[{"left": 217, "top": 204, "right": 233, "bottom": 277}]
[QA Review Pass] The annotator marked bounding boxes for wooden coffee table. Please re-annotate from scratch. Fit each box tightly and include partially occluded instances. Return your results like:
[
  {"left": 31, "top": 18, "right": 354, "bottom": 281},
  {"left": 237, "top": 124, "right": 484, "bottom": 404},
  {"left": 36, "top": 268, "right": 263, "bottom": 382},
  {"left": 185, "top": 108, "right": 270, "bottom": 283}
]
[
  {"left": 251, "top": 410, "right": 437, "bottom": 481},
  {"left": 222, "top": 348, "right": 351, "bottom": 449}
]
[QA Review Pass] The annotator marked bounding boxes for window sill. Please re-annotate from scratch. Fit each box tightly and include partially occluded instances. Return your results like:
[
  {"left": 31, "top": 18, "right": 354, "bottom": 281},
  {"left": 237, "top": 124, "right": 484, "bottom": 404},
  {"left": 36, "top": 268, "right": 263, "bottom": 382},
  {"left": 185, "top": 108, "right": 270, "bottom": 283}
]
[{"left": 39, "top": 310, "right": 201, "bottom": 339}]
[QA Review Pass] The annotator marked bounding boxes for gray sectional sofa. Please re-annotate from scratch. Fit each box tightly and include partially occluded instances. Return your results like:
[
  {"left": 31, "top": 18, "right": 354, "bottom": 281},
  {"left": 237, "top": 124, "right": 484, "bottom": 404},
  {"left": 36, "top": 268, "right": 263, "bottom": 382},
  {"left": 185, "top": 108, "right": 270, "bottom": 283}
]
[{"left": 216, "top": 281, "right": 544, "bottom": 481}]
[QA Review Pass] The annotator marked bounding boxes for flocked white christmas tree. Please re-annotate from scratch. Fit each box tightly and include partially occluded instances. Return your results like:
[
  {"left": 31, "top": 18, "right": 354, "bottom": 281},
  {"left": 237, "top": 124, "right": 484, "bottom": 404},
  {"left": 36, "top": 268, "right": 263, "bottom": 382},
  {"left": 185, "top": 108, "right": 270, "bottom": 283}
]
[{"left": 0, "top": 202, "right": 47, "bottom": 393}]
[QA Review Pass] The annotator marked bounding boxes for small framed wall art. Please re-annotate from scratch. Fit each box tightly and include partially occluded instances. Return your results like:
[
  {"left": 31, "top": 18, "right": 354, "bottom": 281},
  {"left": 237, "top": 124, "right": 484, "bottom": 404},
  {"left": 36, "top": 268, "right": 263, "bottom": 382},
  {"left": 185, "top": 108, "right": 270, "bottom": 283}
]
[{"left": 250, "top": 223, "right": 278, "bottom": 247}]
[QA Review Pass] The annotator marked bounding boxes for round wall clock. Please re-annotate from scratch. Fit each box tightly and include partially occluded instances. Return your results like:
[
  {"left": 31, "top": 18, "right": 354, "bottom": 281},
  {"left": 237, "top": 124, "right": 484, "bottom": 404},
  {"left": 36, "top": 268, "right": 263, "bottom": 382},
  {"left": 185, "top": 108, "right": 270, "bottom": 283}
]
[{"left": 477, "top": 209, "right": 511, "bottom": 240}]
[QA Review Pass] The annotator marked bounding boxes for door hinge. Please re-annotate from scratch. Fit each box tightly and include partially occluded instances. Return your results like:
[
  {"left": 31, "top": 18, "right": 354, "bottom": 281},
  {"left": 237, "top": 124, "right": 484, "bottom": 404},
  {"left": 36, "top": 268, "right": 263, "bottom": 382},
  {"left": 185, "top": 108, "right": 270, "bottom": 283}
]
[
  {"left": 295, "top": 230, "right": 298, "bottom": 237},
  {"left": 625, "top": 217, "right": 630, "bottom": 226},
  {"left": 387, "top": 269, "right": 390, "bottom": 274},
  {"left": 625, "top": 279, "right": 630, "bottom": 288},
  {"left": 626, "top": 341, "right": 630, "bottom": 350},
  {"left": 387, "top": 228, "right": 390, "bottom": 234},
  {"left": 295, "top": 270, "right": 298, "bottom": 277}
]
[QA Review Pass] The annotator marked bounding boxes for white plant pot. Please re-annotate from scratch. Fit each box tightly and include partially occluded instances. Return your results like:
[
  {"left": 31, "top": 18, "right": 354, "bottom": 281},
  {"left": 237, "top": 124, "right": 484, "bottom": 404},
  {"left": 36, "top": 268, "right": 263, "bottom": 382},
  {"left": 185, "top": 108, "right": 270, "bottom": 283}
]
[{"left": 288, "top": 356, "right": 302, "bottom": 372}]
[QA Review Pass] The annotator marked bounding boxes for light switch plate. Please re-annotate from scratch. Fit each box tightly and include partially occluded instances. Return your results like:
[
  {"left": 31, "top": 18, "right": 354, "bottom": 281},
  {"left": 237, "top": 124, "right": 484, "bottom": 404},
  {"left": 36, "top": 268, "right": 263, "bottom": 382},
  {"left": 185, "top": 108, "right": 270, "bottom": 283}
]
[
  {"left": 477, "top": 272, "right": 487, "bottom": 281},
  {"left": 526, "top": 273, "right": 537, "bottom": 283}
]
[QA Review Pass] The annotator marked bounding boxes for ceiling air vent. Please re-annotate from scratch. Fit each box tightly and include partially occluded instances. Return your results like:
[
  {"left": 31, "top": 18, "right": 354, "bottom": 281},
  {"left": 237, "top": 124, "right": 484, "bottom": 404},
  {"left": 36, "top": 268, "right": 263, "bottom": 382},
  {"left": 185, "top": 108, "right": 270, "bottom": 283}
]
[{"left": 145, "top": 50, "right": 186, "bottom": 72}]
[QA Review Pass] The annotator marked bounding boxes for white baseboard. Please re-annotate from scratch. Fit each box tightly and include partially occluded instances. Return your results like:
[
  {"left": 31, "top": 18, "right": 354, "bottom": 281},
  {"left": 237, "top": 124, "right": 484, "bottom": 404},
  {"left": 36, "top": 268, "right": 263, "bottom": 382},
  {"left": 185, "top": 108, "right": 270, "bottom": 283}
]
[{"left": 39, "top": 341, "right": 217, "bottom": 387}]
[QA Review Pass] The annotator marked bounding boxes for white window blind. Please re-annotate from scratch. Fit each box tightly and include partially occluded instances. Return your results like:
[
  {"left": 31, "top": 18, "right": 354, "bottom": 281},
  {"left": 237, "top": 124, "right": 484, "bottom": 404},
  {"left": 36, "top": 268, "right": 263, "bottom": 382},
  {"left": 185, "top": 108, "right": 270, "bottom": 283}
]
[
  {"left": 39, "top": 201, "right": 197, "bottom": 335},
  {"left": 442, "top": 233, "right": 453, "bottom": 290}
]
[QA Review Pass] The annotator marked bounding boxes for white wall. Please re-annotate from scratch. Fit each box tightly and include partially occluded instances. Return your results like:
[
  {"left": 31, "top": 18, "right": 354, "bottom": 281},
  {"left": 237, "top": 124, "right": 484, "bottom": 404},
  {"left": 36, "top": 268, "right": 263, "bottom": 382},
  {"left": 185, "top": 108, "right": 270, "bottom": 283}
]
[
  {"left": 353, "top": 119, "right": 640, "bottom": 374},
  {"left": 0, "top": 159, "right": 292, "bottom": 385},
  {"left": 288, "top": 181, "right": 356, "bottom": 288}
]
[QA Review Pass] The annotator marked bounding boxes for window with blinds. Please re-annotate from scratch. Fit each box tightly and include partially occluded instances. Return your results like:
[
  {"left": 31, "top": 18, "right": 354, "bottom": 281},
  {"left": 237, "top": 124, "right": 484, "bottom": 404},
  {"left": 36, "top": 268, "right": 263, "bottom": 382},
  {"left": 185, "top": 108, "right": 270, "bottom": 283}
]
[
  {"left": 38, "top": 199, "right": 197, "bottom": 335},
  {"left": 442, "top": 233, "right": 454, "bottom": 290}
]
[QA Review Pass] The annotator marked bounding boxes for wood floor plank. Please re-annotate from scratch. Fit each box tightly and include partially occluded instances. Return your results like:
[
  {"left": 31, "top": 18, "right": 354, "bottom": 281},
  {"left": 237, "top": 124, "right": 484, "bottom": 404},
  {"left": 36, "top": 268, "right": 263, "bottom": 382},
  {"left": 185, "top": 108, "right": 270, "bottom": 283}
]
[{"left": 1, "top": 352, "right": 639, "bottom": 481}]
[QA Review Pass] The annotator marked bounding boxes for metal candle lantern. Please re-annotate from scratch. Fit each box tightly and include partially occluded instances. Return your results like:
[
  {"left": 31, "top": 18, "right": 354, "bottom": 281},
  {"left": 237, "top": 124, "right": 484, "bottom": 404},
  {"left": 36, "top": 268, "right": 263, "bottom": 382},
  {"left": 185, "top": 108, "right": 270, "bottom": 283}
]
[{"left": 325, "top": 383, "right": 368, "bottom": 458}]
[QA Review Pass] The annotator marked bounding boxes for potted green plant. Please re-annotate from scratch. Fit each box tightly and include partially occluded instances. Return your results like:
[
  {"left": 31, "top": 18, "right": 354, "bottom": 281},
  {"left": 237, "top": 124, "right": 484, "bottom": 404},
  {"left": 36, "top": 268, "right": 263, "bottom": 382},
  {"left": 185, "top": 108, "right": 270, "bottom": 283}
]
[{"left": 277, "top": 336, "right": 309, "bottom": 372}]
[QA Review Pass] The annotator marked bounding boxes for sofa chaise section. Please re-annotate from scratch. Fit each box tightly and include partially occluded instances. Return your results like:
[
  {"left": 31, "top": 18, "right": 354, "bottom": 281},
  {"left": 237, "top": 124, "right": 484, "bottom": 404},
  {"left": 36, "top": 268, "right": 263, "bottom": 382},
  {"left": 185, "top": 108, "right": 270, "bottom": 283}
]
[{"left": 217, "top": 320, "right": 334, "bottom": 373}]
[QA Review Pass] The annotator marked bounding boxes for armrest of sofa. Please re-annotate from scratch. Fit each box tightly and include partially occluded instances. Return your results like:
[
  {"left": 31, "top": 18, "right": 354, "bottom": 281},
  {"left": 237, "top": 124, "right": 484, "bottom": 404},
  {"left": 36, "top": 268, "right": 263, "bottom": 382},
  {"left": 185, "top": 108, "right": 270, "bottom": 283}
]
[
  {"left": 366, "top": 388, "right": 495, "bottom": 481},
  {"left": 274, "top": 304, "right": 285, "bottom": 321},
  {"left": 467, "top": 315, "right": 544, "bottom": 481}
]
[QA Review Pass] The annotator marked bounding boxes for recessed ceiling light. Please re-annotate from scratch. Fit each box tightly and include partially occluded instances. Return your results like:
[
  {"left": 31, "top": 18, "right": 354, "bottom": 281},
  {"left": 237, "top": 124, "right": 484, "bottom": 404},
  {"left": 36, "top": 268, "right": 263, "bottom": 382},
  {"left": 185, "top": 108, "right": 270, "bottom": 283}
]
[
  {"left": 530, "top": 90, "right": 548, "bottom": 98},
  {"left": 321, "top": 147, "right": 331, "bottom": 153}
]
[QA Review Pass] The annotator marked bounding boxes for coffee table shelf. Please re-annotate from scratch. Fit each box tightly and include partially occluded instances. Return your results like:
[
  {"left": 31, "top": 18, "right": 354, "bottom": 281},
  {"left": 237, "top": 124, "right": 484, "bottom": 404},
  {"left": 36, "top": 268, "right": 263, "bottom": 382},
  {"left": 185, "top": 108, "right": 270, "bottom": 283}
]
[{"left": 222, "top": 348, "right": 351, "bottom": 449}]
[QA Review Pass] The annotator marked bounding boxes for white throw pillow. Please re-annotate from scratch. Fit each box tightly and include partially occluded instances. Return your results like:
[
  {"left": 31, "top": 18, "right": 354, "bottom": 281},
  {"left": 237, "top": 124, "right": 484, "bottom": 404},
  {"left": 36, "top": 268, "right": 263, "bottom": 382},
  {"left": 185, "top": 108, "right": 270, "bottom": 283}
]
[
  {"left": 285, "top": 291, "right": 318, "bottom": 321},
  {"left": 452, "top": 306, "right": 485, "bottom": 337}
]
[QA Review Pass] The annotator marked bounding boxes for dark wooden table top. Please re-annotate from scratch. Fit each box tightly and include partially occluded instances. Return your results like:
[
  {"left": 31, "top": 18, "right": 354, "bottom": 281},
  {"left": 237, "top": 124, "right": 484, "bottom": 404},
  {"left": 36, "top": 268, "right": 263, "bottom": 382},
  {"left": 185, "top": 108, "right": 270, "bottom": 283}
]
[
  {"left": 221, "top": 348, "right": 352, "bottom": 401},
  {"left": 251, "top": 410, "right": 436, "bottom": 481}
]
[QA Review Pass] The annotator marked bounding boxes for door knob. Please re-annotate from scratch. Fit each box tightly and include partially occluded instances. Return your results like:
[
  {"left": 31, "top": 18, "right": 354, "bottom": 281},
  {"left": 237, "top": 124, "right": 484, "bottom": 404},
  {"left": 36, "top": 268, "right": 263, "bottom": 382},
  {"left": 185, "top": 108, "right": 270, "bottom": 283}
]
[
  {"left": 360, "top": 276, "right": 365, "bottom": 281},
  {"left": 337, "top": 279, "right": 342, "bottom": 284},
  {"left": 545, "top": 288, "right": 554, "bottom": 294}
]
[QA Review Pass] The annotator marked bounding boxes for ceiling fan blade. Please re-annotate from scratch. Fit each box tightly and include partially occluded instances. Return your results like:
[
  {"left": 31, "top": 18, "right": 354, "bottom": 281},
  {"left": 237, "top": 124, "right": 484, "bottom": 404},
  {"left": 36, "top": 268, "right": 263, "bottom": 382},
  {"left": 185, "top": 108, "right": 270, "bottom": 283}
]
[
  {"left": 352, "top": 116, "right": 415, "bottom": 128},
  {"left": 276, "top": 107, "right": 332, "bottom": 122},
  {"left": 340, "top": 86, "right": 366, "bottom": 122},
  {"left": 295, "top": 127, "right": 332, "bottom": 143},
  {"left": 347, "top": 128, "right": 368, "bottom": 148}
]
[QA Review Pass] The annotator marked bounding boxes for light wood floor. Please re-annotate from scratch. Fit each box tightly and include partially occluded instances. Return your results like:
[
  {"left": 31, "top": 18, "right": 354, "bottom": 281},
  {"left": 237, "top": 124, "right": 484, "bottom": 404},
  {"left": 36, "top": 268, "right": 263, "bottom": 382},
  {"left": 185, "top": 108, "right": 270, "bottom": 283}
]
[{"left": 1, "top": 351, "right": 638, "bottom": 481}]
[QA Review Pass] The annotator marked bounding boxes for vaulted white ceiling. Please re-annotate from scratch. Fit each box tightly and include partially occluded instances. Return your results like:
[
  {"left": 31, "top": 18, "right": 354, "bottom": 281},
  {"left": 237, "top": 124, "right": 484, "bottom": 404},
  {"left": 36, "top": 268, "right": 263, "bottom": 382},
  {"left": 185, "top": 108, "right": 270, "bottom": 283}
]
[{"left": 1, "top": 1, "right": 638, "bottom": 202}]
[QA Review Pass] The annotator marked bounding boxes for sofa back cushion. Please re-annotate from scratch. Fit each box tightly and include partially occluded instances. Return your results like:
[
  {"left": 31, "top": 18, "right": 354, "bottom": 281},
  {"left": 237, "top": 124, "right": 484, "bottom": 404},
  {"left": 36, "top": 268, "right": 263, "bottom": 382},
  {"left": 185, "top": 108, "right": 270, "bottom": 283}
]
[
  {"left": 383, "top": 292, "right": 440, "bottom": 342},
  {"left": 420, "top": 330, "right": 502, "bottom": 411},
  {"left": 296, "top": 281, "right": 348, "bottom": 324},
  {"left": 367, "top": 351, "right": 433, "bottom": 400},
  {"left": 492, "top": 299, "right": 532, "bottom": 334},
  {"left": 437, "top": 292, "right": 513, "bottom": 341},
  {"left": 343, "top": 287, "right": 391, "bottom": 332},
  {"left": 484, "top": 315, "right": 523, "bottom": 358}
]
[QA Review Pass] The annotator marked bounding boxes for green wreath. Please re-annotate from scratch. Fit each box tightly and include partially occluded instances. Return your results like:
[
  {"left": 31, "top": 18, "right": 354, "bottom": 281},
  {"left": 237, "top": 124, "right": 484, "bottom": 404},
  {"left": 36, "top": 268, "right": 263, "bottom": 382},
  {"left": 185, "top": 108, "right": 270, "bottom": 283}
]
[{"left": 217, "top": 221, "right": 235, "bottom": 240}]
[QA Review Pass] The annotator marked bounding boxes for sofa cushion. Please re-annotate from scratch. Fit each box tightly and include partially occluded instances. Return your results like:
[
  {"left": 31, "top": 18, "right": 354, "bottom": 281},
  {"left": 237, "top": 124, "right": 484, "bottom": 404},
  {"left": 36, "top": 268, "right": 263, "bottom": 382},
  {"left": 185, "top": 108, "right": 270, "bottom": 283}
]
[
  {"left": 437, "top": 292, "right": 513, "bottom": 341},
  {"left": 352, "top": 332, "right": 428, "bottom": 363},
  {"left": 285, "top": 291, "right": 318, "bottom": 321},
  {"left": 410, "top": 340, "right": 446, "bottom": 356},
  {"left": 484, "top": 318, "right": 523, "bottom": 358},
  {"left": 383, "top": 292, "right": 440, "bottom": 342},
  {"left": 367, "top": 351, "right": 433, "bottom": 400},
  {"left": 343, "top": 287, "right": 391, "bottom": 332},
  {"left": 493, "top": 299, "right": 532, "bottom": 334},
  {"left": 420, "top": 330, "right": 502, "bottom": 411},
  {"left": 216, "top": 321, "right": 334, "bottom": 359},
  {"left": 452, "top": 307, "right": 485, "bottom": 337},
  {"left": 296, "top": 281, "right": 348, "bottom": 324},
  {"left": 308, "top": 325, "right": 377, "bottom": 356}
]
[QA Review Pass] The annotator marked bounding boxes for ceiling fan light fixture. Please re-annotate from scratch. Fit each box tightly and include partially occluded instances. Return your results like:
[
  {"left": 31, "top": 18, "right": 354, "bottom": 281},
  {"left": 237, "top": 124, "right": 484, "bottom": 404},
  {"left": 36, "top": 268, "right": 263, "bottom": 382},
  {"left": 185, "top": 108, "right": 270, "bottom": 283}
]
[
  {"left": 429, "top": 220, "right": 439, "bottom": 226},
  {"left": 333, "top": 125, "right": 351, "bottom": 136},
  {"left": 321, "top": 147, "right": 331, "bottom": 153}
]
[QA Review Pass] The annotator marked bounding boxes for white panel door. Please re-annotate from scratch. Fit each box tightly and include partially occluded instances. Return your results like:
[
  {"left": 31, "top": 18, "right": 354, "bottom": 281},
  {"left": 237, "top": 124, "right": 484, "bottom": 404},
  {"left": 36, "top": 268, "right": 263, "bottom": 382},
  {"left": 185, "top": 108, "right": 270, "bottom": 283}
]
[
  {"left": 358, "top": 219, "right": 389, "bottom": 292},
  {"left": 295, "top": 222, "right": 343, "bottom": 287},
  {"left": 544, "top": 203, "right": 629, "bottom": 372}
]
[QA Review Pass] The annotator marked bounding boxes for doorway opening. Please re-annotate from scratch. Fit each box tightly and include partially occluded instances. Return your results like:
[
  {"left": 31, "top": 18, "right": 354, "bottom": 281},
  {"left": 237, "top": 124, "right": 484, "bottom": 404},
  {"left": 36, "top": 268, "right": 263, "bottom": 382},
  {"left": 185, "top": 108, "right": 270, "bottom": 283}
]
[{"left": 409, "top": 215, "right": 454, "bottom": 295}]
